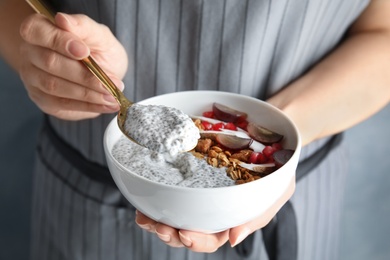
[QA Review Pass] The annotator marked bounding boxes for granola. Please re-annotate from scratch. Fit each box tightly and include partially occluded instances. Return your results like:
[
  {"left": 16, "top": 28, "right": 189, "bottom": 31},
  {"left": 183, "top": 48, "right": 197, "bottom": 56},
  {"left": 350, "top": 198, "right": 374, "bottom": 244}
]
[{"left": 191, "top": 131, "right": 272, "bottom": 185}]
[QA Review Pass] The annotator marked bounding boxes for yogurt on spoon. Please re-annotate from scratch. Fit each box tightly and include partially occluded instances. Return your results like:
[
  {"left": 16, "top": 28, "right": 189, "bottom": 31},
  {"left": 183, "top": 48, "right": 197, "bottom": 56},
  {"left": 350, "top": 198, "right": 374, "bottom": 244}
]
[{"left": 124, "top": 104, "right": 200, "bottom": 159}]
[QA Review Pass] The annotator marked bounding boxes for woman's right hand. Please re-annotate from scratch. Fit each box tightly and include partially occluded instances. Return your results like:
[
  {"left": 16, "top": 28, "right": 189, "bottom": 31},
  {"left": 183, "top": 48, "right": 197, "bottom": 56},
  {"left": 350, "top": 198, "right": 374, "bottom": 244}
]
[
  {"left": 19, "top": 12, "right": 128, "bottom": 120},
  {"left": 136, "top": 176, "right": 295, "bottom": 252}
]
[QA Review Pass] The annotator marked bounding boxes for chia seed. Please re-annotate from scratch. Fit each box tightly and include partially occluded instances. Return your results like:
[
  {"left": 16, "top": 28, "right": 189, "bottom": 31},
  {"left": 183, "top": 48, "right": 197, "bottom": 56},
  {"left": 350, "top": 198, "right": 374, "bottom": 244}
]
[
  {"left": 124, "top": 104, "right": 200, "bottom": 157},
  {"left": 112, "top": 136, "right": 235, "bottom": 188}
]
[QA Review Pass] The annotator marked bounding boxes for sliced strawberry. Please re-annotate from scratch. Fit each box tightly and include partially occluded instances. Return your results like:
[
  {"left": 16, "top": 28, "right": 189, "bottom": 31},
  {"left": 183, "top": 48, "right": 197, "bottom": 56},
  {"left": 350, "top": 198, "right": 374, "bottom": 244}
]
[
  {"left": 202, "top": 111, "right": 214, "bottom": 118},
  {"left": 262, "top": 145, "right": 275, "bottom": 158},
  {"left": 249, "top": 152, "right": 260, "bottom": 164},
  {"left": 212, "top": 122, "right": 225, "bottom": 131},
  {"left": 225, "top": 122, "right": 237, "bottom": 131},
  {"left": 256, "top": 153, "right": 267, "bottom": 164},
  {"left": 235, "top": 120, "right": 248, "bottom": 130},
  {"left": 201, "top": 121, "right": 213, "bottom": 130}
]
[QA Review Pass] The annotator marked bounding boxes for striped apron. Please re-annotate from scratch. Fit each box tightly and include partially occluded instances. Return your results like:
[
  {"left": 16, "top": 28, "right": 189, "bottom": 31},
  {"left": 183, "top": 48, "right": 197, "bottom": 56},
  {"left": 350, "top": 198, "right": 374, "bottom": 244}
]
[{"left": 30, "top": 0, "right": 369, "bottom": 259}]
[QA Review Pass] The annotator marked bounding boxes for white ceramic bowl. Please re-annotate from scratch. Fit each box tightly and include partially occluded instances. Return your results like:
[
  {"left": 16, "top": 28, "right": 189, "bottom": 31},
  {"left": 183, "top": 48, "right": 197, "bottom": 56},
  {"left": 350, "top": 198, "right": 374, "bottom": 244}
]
[{"left": 104, "top": 91, "right": 301, "bottom": 233}]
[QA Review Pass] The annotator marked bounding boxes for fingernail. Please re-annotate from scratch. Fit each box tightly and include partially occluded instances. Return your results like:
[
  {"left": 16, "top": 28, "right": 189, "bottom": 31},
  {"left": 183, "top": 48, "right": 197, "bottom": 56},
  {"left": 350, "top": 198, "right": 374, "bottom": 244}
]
[
  {"left": 178, "top": 231, "right": 192, "bottom": 247},
  {"left": 67, "top": 40, "right": 88, "bottom": 59},
  {"left": 58, "top": 13, "right": 78, "bottom": 26},
  {"left": 103, "top": 94, "right": 117, "bottom": 104},
  {"left": 136, "top": 222, "right": 152, "bottom": 231},
  {"left": 118, "top": 81, "right": 125, "bottom": 91},
  {"left": 156, "top": 231, "right": 171, "bottom": 243},
  {"left": 112, "top": 79, "right": 125, "bottom": 91},
  {"left": 105, "top": 104, "right": 120, "bottom": 111},
  {"left": 231, "top": 228, "right": 251, "bottom": 247}
]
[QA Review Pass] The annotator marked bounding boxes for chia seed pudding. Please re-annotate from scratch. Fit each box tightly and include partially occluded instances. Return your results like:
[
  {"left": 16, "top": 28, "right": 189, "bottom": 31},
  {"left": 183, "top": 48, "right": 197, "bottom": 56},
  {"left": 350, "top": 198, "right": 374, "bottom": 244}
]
[
  {"left": 124, "top": 104, "right": 200, "bottom": 157},
  {"left": 112, "top": 136, "right": 235, "bottom": 188}
]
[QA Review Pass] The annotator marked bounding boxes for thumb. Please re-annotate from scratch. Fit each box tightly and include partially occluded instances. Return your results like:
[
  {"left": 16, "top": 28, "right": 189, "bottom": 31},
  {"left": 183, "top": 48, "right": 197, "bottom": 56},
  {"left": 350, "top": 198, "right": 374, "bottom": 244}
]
[
  {"left": 52, "top": 13, "right": 90, "bottom": 59},
  {"left": 55, "top": 13, "right": 114, "bottom": 52},
  {"left": 54, "top": 13, "right": 128, "bottom": 80}
]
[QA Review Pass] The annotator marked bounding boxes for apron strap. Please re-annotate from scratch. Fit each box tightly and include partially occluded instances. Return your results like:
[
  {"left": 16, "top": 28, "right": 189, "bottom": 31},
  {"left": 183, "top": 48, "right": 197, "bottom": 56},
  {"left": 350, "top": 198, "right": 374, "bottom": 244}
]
[{"left": 261, "top": 200, "right": 297, "bottom": 260}]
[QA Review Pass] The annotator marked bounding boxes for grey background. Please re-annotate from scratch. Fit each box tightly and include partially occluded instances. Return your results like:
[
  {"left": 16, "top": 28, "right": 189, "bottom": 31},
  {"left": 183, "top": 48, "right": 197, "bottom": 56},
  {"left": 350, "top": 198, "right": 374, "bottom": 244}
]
[{"left": 0, "top": 58, "right": 389, "bottom": 260}]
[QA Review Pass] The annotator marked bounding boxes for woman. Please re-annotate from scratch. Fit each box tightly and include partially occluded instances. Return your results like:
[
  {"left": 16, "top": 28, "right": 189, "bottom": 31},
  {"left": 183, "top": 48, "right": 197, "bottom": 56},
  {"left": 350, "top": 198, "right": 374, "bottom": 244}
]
[{"left": 0, "top": 0, "right": 389, "bottom": 259}]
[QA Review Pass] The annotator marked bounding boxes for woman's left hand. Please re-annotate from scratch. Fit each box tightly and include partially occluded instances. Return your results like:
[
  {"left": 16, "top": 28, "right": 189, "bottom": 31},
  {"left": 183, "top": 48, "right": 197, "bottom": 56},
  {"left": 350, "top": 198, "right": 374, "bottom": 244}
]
[{"left": 135, "top": 177, "right": 295, "bottom": 252}]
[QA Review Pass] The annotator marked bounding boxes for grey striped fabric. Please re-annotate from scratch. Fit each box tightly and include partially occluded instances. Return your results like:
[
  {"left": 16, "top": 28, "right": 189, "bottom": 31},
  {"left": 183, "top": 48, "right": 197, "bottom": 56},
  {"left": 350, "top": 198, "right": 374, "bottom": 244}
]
[{"left": 31, "top": 0, "right": 369, "bottom": 259}]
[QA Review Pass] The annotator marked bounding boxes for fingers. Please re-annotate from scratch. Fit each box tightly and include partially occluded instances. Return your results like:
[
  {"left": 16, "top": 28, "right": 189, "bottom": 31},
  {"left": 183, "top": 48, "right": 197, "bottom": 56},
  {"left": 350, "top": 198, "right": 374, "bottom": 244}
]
[
  {"left": 135, "top": 210, "right": 229, "bottom": 252},
  {"left": 21, "top": 43, "right": 96, "bottom": 89},
  {"left": 19, "top": 43, "right": 122, "bottom": 120},
  {"left": 135, "top": 211, "right": 184, "bottom": 248},
  {"left": 156, "top": 225, "right": 186, "bottom": 248},
  {"left": 20, "top": 13, "right": 90, "bottom": 60},
  {"left": 177, "top": 230, "right": 229, "bottom": 253},
  {"left": 18, "top": 13, "right": 128, "bottom": 120},
  {"left": 134, "top": 210, "right": 157, "bottom": 233},
  {"left": 27, "top": 87, "right": 119, "bottom": 120},
  {"left": 54, "top": 13, "right": 129, "bottom": 78},
  {"left": 20, "top": 13, "right": 120, "bottom": 60},
  {"left": 21, "top": 43, "right": 116, "bottom": 94},
  {"left": 54, "top": 13, "right": 114, "bottom": 49},
  {"left": 20, "top": 64, "right": 117, "bottom": 105}
]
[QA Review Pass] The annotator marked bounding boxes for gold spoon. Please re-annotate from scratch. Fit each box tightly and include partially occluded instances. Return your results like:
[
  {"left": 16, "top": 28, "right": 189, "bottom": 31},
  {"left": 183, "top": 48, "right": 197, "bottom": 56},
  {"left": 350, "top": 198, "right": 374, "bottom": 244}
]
[{"left": 25, "top": 0, "right": 134, "bottom": 143}]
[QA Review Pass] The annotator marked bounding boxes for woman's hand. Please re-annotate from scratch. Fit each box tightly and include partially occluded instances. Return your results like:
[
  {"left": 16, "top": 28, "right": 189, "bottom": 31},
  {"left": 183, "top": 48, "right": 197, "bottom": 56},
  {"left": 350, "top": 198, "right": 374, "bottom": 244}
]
[
  {"left": 19, "top": 12, "right": 128, "bottom": 120},
  {"left": 135, "top": 177, "right": 295, "bottom": 252}
]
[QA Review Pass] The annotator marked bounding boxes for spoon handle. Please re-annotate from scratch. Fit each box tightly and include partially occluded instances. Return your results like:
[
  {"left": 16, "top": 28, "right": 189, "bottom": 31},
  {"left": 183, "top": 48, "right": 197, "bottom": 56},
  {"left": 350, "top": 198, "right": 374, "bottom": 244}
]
[{"left": 25, "top": 0, "right": 132, "bottom": 108}]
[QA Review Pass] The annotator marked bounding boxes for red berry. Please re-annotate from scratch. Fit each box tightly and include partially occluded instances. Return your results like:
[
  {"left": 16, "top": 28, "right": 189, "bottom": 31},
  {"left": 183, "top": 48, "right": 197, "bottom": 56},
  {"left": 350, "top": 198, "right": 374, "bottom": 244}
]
[
  {"left": 249, "top": 152, "right": 260, "bottom": 164},
  {"left": 256, "top": 153, "right": 267, "bottom": 164},
  {"left": 213, "top": 122, "right": 225, "bottom": 131},
  {"left": 225, "top": 122, "right": 237, "bottom": 131},
  {"left": 201, "top": 121, "right": 213, "bottom": 130},
  {"left": 235, "top": 120, "right": 248, "bottom": 130},
  {"left": 272, "top": 142, "right": 283, "bottom": 151},
  {"left": 262, "top": 146, "right": 275, "bottom": 158},
  {"left": 202, "top": 111, "right": 214, "bottom": 118}
]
